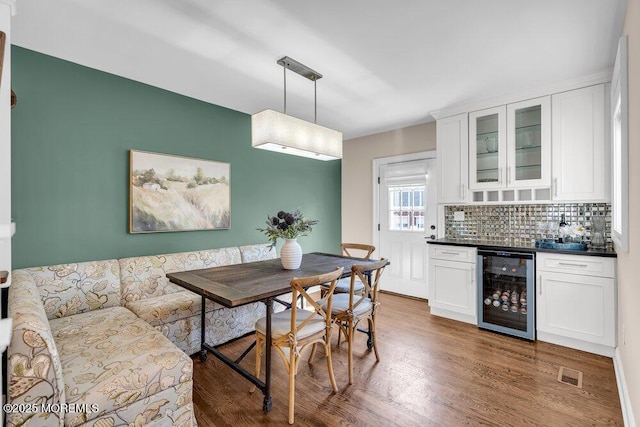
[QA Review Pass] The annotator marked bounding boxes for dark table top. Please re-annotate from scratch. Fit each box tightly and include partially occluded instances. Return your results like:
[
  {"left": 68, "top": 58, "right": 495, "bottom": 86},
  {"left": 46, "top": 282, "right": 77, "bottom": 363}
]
[
  {"left": 428, "top": 238, "right": 617, "bottom": 258},
  {"left": 167, "top": 252, "right": 385, "bottom": 307}
]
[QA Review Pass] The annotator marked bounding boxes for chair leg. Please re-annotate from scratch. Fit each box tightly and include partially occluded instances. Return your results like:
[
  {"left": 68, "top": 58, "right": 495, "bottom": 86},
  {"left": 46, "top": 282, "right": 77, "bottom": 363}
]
[
  {"left": 288, "top": 347, "right": 297, "bottom": 424},
  {"left": 369, "top": 316, "right": 380, "bottom": 362},
  {"left": 250, "top": 334, "right": 263, "bottom": 393},
  {"left": 347, "top": 320, "right": 355, "bottom": 385},
  {"left": 308, "top": 342, "right": 317, "bottom": 363},
  {"left": 325, "top": 341, "right": 338, "bottom": 392}
]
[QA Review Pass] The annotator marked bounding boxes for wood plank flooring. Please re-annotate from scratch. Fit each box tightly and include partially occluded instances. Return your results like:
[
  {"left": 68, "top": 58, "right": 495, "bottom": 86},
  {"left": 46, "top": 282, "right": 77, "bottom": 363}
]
[{"left": 192, "top": 293, "right": 623, "bottom": 426}]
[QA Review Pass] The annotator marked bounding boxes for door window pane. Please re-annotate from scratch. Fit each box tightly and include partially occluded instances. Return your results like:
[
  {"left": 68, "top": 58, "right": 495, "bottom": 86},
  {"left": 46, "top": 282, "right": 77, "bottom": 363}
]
[{"left": 388, "top": 185, "right": 425, "bottom": 231}]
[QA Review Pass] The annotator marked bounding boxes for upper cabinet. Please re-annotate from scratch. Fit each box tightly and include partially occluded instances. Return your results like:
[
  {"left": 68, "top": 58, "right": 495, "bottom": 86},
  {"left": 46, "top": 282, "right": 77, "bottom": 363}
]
[
  {"left": 435, "top": 80, "right": 609, "bottom": 205},
  {"left": 507, "top": 97, "right": 551, "bottom": 189},
  {"left": 467, "top": 97, "right": 551, "bottom": 202},
  {"left": 437, "top": 113, "right": 468, "bottom": 203},
  {"left": 469, "top": 106, "right": 506, "bottom": 190},
  {"left": 551, "top": 84, "right": 609, "bottom": 202}
]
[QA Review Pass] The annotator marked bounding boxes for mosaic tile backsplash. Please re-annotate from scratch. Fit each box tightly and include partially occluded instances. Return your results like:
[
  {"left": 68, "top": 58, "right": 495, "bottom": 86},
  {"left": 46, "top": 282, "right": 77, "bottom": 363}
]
[{"left": 444, "top": 203, "right": 612, "bottom": 248}]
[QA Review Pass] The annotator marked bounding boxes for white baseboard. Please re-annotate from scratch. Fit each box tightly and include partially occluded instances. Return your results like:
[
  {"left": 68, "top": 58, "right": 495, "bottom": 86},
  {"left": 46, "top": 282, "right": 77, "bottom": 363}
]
[
  {"left": 536, "top": 331, "right": 615, "bottom": 357},
  {"left": 429, "top": 307, "right": 476, "bottom": 325},
  {"left": 614, "top": 348, "right": 636, "bottom": 427}
]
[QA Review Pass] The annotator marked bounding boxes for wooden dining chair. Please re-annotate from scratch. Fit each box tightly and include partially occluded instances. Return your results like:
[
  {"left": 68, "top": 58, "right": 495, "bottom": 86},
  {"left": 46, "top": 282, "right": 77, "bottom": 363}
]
[
  {"left": 323, "top": 259, "right": 387, "bottom": 384},
  {"left": 320, "top": 243, "right": 375, "bottom": 297},
  {"left": 252, "top": 267, "right": 344, "bottom": 425}
]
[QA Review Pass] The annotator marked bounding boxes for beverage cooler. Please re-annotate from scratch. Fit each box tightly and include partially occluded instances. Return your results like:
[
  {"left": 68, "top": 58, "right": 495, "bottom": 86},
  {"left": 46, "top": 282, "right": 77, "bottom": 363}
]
[{"left": 477, "top": 250, "right": 535, "bottom": 340}]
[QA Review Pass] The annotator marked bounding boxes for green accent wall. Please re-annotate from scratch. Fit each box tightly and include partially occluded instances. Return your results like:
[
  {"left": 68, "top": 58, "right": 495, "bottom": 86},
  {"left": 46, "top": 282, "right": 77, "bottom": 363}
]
[{"left": 10, "top": 47, "right": 341, "bottom": 269}]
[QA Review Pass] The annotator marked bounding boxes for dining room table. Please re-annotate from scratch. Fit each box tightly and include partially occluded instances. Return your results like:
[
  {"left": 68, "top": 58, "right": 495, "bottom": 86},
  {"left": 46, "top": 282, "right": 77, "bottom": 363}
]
[{"left": 166, "top": 251, "right": 387, "bottom": 413}]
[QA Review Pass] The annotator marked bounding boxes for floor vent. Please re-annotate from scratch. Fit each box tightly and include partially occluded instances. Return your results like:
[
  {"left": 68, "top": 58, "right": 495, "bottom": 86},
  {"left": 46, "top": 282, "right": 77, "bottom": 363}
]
[{"left": 557, "top": 366, "right": 583, "bottom": 388}]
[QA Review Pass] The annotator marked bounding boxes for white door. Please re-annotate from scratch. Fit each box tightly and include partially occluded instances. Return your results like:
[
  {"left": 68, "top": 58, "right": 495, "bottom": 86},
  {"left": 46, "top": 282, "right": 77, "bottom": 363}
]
[{"left": 378, "top": 158, "right": 437, "bottom": 299}]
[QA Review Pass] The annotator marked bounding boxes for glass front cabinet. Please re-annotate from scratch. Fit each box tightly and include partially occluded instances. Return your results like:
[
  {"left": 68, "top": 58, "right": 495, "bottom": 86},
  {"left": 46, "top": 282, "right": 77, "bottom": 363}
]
[{"left": 469, "top": 97, "right": 551, "bottom": 193}]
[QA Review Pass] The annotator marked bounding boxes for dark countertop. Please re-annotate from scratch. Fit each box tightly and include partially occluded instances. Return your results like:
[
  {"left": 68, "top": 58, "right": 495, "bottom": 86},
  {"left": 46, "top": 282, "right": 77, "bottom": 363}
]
[{"left": 428, "top": 238, "right": 617, "bottom": 258}]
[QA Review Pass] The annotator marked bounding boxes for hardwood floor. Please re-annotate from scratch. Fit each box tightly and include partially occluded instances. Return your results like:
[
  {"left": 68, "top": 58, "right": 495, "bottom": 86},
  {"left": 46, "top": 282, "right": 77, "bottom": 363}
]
[{"left": 192, "top": 293, "right": 623, "bottom": 426}]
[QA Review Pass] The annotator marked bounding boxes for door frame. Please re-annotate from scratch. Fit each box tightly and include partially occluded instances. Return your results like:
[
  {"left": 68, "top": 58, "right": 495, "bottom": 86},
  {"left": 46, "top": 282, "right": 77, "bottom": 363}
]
[{"left": 372, "top": 151, "right": 437, "bottom": 256}]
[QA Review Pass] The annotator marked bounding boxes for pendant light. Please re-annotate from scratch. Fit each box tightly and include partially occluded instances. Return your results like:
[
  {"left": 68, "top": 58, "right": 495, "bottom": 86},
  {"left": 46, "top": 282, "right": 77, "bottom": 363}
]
[{"left": 251, "top": 56, "right": 342, "bottom": 161}]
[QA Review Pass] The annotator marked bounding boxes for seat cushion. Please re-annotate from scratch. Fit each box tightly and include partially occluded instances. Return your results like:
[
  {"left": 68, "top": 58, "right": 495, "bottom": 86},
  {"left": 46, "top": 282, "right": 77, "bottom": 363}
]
[
  {"left": 126, "top": 290, "right": 221, "bottom": 327},
  {"left": 333, "top": 277, "right": 365, "bottom": 294},
  {"left": 255, "top": 310, "right": 326, "bottom": 341},
  {"left": 329, "top": 294, "right": 373, "bottom": 316},
  {"left": 50, "top": 306, "right": 192, "bottom": 425}
]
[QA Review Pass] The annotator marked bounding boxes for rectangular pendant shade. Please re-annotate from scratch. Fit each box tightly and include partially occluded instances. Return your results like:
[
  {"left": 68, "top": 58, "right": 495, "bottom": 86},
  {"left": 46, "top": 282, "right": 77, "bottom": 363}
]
[{"left": 251, "top": 109, "right": 342, "bottom": 161}]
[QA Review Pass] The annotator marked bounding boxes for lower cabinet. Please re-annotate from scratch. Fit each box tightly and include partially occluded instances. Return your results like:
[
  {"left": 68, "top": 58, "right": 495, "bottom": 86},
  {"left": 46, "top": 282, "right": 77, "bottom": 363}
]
[
  {"left": 428, "top": 245, "right": 477, "bottom": 324},
  {"left": 536, "top": 252, "right": 616, "bottom": 356}
]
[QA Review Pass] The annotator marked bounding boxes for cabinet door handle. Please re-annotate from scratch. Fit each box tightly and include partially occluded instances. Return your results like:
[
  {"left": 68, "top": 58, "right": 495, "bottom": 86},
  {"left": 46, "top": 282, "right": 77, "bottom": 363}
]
[
  {"left": 441, "top": 251, "right": 460, "bottom": 256},
  {"left": 538, "top": 275, "right": 542, "bottom": 296},
  {"left": 558, "top": 262, "right": 588, "bottom": 268},
  {"left": 499, "top": 168, "right": 502, "bottom": 184},
  {"left": 553, "top": 178, "right": 558, "bottom": 197},
  {"left": 508, "top": 167, "right": 512, "bottom": 184}
]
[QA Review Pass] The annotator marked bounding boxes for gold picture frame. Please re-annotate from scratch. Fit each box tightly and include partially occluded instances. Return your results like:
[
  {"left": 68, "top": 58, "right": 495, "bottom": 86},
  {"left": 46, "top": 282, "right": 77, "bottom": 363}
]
[
  {"left": 0, "top": 31, "right": 6, "bottom": 88},
  {"left": 129, "top": 150, "right": 231, "bottom": 233}
]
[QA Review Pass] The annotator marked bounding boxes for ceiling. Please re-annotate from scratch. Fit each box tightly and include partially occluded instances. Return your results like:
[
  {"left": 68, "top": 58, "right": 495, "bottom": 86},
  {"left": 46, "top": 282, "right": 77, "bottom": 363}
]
[{"left": 11, "top": 0, "right": 627, "bottom": 140}]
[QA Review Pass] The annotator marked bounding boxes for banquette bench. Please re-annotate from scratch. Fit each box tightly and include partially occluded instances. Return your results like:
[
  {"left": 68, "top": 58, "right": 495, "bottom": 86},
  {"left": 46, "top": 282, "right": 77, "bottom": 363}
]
[{"left": 7, "top": 243, "right": 276, "bottom": 427}]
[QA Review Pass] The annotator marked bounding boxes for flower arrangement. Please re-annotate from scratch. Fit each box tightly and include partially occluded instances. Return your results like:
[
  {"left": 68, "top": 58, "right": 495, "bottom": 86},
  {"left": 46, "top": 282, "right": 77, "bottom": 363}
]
[
  {"left": 257, "top": 209, "right": 318, "bottom": 246},
  {"left": 559, "top": 223, "right": 585, "bottom": 242}
]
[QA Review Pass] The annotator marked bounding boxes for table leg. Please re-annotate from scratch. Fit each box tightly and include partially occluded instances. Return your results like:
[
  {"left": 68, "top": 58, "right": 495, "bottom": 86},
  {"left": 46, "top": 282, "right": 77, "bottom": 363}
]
[
  {"left": 263, "top": 297, "right": 273, "bottom": 412},
  {"left": 200, "top": 295, "right": 207, "bottom": 362}
]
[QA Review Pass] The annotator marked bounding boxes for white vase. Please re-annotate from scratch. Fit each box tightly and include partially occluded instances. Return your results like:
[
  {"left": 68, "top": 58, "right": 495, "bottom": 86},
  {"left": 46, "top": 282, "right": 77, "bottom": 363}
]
[{"left": 280, "top": 238, "right": 302, "bottom": 270}]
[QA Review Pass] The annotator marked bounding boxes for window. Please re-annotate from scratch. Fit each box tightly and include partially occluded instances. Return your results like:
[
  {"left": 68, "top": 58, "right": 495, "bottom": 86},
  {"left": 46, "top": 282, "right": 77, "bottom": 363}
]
[
  {"left": 611, "top": 35, "right": 628, "bottom": 251},
  {"left": 388, "top": 185, "right": 425, "bottom": 231}
]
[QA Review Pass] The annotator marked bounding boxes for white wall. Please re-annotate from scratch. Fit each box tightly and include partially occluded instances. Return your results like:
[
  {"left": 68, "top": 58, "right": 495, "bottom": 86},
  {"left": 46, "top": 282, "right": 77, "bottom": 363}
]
[
  {"left": 0, "top": 2, "right": 15, "bottom": 423},
  {"left": 341, "top": 122, "right": 436, "bottom": 246},
  {"left": 0, "top": 2, "right": 12, "bottom": 275},
  {"left": 617, "top": 0, "right": 640, "bottom": 424}
]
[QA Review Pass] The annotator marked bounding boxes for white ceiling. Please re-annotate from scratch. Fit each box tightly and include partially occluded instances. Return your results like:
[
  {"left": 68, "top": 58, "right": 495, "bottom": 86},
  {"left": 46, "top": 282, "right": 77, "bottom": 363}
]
[{"left": 11, "top": 0, "right": 626, "bottom": 140}]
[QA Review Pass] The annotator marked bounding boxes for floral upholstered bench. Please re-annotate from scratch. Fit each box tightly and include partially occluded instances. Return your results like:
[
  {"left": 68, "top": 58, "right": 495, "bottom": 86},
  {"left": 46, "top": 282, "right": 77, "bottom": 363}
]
[
  {"left": 8, "top": 261, "right": 195, "bottom": 427},
  {"left": 7, "top": 243, "right": 276, "bottom": 426}
]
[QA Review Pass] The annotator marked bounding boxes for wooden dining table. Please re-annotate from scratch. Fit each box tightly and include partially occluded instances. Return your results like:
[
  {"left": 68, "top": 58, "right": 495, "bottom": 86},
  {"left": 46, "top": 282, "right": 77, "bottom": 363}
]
[{"left": 166, "top": 251, "right": 386, "bottom": 413}]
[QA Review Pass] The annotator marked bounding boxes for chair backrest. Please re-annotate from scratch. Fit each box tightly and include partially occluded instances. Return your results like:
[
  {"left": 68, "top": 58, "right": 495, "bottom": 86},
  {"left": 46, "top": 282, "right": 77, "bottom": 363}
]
[
  {"left": 340, "top": 243, "right": 375, "bottom": 260},
  {"left": 288, "top": 267, "right": 344, "bottom": 337},
  {"left": 349, "top": 258, "right": 387, "bottom": 310}
]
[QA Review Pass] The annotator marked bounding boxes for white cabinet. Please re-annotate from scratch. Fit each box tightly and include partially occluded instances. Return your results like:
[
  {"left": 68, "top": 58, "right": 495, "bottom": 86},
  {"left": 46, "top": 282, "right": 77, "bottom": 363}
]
[
  {"left": 469, "top": 106, "right": 506, "bottom": 190},
  {"left": 551, "top": 84, "right": 609, "bottom": 202},
  {"left": 468, "top": 97, "right": 551, "bottom": 202},
  {"left": 507, "top": 97, "right": 551, "bottom": 189},
  {"left": 436, "top": 113, "right": 468, "bottom": 203},
  {"left": 428, "top": 245, "right": 477, "bottom": 324},
  {"left": 536, "top": 252, "right": 616, "bottom": 356}
]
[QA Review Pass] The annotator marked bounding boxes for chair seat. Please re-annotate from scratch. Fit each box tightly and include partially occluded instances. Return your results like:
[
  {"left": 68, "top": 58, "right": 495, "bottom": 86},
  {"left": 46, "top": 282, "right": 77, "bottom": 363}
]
[
  {"left": 328, "top": 294, "right": 373, "bottom": 316},
  {"left": 322, "top": 277, "right": 365, "bottom": 294},
  {"left": 255, "top": 310, "right": 326, "bottom": 341},
  {"left": 336, "top": 277, "right": 365, "bottom": 293}
]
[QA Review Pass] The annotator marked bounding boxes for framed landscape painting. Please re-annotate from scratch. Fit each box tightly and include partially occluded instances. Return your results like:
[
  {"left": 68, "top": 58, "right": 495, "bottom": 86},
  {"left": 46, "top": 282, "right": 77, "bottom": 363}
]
[{"left": 129, "top": 150, "right": 230, "bottom": 233}]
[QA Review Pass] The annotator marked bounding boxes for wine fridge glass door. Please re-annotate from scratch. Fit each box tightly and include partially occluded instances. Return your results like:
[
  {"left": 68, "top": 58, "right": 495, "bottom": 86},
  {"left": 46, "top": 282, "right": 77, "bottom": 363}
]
[{"left": 477, "top": 251, "right": 535, "bottom": 340}]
